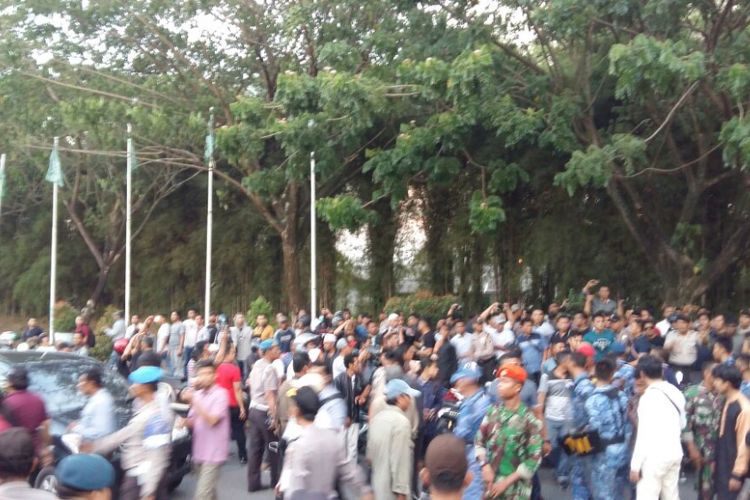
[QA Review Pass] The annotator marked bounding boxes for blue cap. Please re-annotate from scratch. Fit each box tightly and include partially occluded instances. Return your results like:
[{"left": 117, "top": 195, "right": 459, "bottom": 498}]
[
  {"left": 385, "top": 379, "right": 421, "bottom": 400},
  {"left": 56, "top": 454, "right": 115, "bottom": 491},
  {"left": 450, "top": 365, "right": 482, "bottom": 384},
  {"left": 128, "top": 365, "right": 162, "bottom": 384},
  {"left": 260, "top": 339, "right": 278, "bottom": 352},
  {"left": 610, "top": 341, "right": 626, "bottom": 355}
]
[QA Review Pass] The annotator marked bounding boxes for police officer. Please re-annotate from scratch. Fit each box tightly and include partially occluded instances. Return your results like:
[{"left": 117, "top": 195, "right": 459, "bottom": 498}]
[
  {"left": 450, "top": 364, "right": 490, "bottom": 500},
  {"left": 584, "top": 358, "right": 631, "bottom": 500},
  {"left": 565, "top": 350, "right": 596, "bottom": 500},
  {"left": 55, "top": 453, "right": 115, "bottom": 499},
  {"left": 89, "top": 365, "right": 172, "bottom": 500}
]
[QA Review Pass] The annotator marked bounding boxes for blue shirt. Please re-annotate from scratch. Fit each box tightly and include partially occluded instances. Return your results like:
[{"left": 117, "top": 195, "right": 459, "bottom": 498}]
[
  {"left": 583, "top": 329, "right": 616, "bottom": 361},
  {"left": 516, "top": 332, "right": 545, "bottom": 374},
  {"left": 73, "top": 388, "right": 116, "bottom": 441},
  {"left": 454, "top": 390, "right": 490, "bottom": 500}
]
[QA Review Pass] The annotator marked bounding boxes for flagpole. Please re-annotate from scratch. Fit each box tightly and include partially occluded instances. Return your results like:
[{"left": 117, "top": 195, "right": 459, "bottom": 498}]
[
  {"left": 204, "top": 108, "right": 215, "bottom": 321},
  {"left": 125, "top": 124, "right": 133, "bottom": 325},
  {"left": 0, "top": 153, "right": 5, "bottom": 220},
  {"left": 310, "top": 151, "right": 317, "bottom": 317},
  {"left": 49, "top": 137, "right": 59, "bottom": 343}
]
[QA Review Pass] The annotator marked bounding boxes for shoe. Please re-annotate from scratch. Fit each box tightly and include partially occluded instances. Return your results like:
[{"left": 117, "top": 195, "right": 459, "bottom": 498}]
[{"left": 240, "top": 457, "right": 248, "bottom": 464}]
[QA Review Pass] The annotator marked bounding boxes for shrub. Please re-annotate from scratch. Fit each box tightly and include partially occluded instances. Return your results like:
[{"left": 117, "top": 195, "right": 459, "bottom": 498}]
[
  {"left": 383, "top": 291, "right": 459, "bottom": 321},
  {"left": 53, "top": 301, "right": 78, "bottom": 332},
  {"left": 247, "top": 296, "right": 274, "bottom": 327}
]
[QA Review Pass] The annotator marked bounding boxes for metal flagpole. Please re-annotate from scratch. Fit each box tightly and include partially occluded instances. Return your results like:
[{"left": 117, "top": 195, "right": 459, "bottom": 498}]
[
  {"left": 0, "top": 153, "right": 5, "bottom": 221},
  {"left": 49, "top": 137, "right": 59, "bottom": 343},
  {"left": 204, "top": 109, "right": 215, "bottom": 320},
  {"left": 125, "top": 124, "right": 133, "bottom": 325},
  {"left": 310, "top": 151, "right": 317, "bottom": 317}
]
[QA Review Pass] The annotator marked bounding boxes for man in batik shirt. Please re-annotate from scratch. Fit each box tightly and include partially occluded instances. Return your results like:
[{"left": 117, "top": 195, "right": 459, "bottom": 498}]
[
  {"left": 683, "top": 362, "right": 721, "bottom": 500},
  {"left": 475, "top": 365, "right": 542, "bottom": 500}
]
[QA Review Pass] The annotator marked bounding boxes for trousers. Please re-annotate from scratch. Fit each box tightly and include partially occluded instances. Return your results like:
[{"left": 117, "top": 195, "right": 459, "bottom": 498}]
[
  {"left": 636, "top": 459, "right": 681, "bottom": 500},
  {"left": 230, "top": 406, "right": 248, "bottom": 461},
  {"left": 570, "top": 454, "right": 593, "bottom": 500},
  {"left": 247, "top": 407, "right": 280, "bottom": 491},
  {"left": 194, "top": 463, "right": 221, "bottom": 500}
]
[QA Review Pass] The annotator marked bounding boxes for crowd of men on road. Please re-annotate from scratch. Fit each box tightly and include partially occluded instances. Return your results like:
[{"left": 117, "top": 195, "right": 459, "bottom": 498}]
[{"left": 8, "top": 280, "right": 750, "bottom": 499}]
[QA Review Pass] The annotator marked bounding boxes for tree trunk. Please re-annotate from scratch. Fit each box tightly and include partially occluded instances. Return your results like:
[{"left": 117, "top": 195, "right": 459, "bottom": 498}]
[
  {"left": 367, "top": 199, "right": 399, "bottom": 312},
  {"left": 90, "top": 264, "right": 112, "bottom": 306},
  {"left": 281, "top": 226, "right": 303, "bottom": 313},
  {"left": 318, "top": 221, "right": 336, "bottom": 309},
  {"left": 423, "top": 187, "right": 455, "bottom": 294}
]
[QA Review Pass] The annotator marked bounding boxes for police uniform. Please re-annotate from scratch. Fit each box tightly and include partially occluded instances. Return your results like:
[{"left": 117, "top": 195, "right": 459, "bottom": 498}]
[
  {"left": 452, "top": 368, "right": 490, "bottom": 500},
  {"left": 570, "top": 373, "right": 595, "bottom": 500},
  {"left": 584, "top": 384, "right": 631, "bottom": 500}
]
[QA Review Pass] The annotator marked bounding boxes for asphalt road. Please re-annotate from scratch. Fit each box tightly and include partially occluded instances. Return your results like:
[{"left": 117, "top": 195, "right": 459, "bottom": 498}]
[{"left": 170, "top": 443, "right": 701, "bottom": 500}]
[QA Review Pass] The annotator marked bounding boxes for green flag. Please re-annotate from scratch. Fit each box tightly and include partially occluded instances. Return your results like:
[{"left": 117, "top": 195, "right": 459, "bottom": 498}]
[{"left": 46, "top": 141, "right": 64, "bottom": 187}]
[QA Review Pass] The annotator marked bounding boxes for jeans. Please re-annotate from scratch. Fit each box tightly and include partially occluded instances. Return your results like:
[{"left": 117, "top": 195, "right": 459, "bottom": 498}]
[
  {"left": 183, "top": 346, "right": 194, "bottom": 380},
  {"left": 546, "top": 418, "right": 571, "bottom": 480}
]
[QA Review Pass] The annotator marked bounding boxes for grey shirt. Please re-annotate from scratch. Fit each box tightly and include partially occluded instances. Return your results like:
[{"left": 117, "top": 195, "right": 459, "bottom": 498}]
[
  {"left": 168, "top": 321, "right": 184, "bottom": 349},
  {"left": 538, "top": 372, "right": 573, "bottom": 422},
  {"left": 591, "top": 298, "right": 616, "bottom": 315},
  {"left": 248, "top": 358, "right": 279, "bottom": 409}
]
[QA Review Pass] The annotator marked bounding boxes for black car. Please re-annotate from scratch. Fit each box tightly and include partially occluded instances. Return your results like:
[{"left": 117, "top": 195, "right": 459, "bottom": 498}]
[{"left": 0, "top": 351, "right": 191, "bottom": 496}]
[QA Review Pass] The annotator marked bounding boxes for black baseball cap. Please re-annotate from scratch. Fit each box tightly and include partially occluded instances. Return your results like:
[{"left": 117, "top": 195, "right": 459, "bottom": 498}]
[{"left": 289, "top": 385, "right": 320, "bottom": 420}]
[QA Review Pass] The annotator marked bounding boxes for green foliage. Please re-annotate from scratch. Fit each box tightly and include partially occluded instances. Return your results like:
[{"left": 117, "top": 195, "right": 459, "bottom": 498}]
[
  {"left": 720, "top": 116, "right": 750, "bottom": 169},
  {"left": 468, "top": 192, "right": 505, "bottom": 234},
  {"left": 247, "top": 296, "right": 274, "bottom": 326},
  {"left": 317, "top": 195, "right": 374, "bottom": 231},
  {"left": 383, "top": 292, "right": 459, "bottom": 320},
  {"left": 54, "top": 302, "right": 78, "bottom": 332}
]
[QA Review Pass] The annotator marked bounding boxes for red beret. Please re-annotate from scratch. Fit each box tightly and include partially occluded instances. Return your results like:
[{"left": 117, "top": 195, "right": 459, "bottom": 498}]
[{"left": 497, "top": 365, "right": 527, "bottom": 384}]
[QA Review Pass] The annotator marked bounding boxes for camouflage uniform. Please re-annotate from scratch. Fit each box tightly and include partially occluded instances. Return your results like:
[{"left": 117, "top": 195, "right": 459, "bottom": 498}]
[
  {"left": 584, "top": 384, "right": 631, "bottom": 500},
  {"left": 613, "top": 359, "right": 636, "bottom": 398},
  {"left": 570, "top": 373, "right": 595, "bottom": 500},
  {"left": 683, "top": 382, "right": 721, "bottom": 500},
  {"left": 475, "top": 402, "right": 542, "bottom": 500}
]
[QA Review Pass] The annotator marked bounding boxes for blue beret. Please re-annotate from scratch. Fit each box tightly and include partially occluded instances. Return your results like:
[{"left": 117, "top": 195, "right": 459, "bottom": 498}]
[
  {"left": 450, "top": 366, "right": 482, "bottom": 384},
  {"left": 259, "top": 339, "right": 277, "bottom": 351},
  {"left": 56, "top": 454, "right": 114, "bottom": 491},
  {"left": 610, "top": 341, "right": 627, "bottom": 354},
  {"left": 128, "top": 365, "right": 162, "bottom": 384}
]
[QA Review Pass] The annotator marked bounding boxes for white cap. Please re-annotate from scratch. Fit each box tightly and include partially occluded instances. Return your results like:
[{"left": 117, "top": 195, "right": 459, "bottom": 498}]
[
  {"left": 388, "top": 313, "right": 399, "bottom": 322},
  {"left": 308, "top": 348, "right": 322, "bottom": 362},
  {"left": 323, "top": 333, "right": 336, "bottom": 344}
]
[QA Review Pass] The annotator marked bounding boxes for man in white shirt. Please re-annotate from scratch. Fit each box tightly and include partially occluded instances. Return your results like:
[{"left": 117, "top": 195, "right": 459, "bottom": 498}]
[
  {"left": 71, "top": 368, "right": 116, "bottom": 441},
  {"left": 656, "top": 305, "right": 677, "bottom": 337},
  {"left": 181, "top": 309, "right": 198, "bottom": 381},
  {"left": 629, "top": 354, "right": 686, "bottom": 500},
  {"left": 155, "top": 315, "right": 170, "bottom": 356},
  {"left": 105, "top": 311, "right": 126, "bottom": 341},
  {"left": 450, "top": 320, "right": 473, "bottom": 363},
  {"left": 125, "top": 314, "right": 141, "bottom": 339}
]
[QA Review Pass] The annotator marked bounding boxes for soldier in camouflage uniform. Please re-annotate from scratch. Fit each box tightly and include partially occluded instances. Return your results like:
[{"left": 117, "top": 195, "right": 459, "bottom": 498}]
[
  {"left": 585, "top": 358, "right": 631, "bottom": 500},
  {"left": 683, "top": 362, "right": 721, "bottom": 500},
  {"left": 564, "top": 350, "right": 596, "bottom": 500},
  {"left": 476, "top": 365, "right": 542, "bottom": 500}
]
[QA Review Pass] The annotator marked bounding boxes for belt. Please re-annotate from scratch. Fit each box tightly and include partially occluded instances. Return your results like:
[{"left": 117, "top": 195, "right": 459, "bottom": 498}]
[{"left": 600, "top": 435, "right": 625, "bottom": 447}]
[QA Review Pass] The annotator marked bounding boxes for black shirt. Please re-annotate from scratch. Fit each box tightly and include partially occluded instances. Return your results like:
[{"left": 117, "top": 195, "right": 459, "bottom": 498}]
[{"left": 422, "top": 331, "right": 436, "bottom": 350}]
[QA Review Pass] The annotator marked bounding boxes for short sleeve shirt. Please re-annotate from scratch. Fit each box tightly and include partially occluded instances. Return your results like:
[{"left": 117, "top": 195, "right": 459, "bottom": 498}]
[
  {"left": 216, "top": 363, "right": 241, "bottom": 408},
  {"left": 249, "top": 358, "right": 279, "bottom": 407}
]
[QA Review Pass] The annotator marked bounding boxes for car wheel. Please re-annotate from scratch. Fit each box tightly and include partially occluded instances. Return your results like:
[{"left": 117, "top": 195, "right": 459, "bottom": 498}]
[{"left": 34, "top": 466, "right": 58, "bottom": 493}]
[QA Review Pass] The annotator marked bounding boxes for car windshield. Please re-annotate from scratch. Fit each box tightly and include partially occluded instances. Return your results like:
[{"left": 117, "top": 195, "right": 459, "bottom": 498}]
[{"left": 0, "top": 359, "right": 131, "bottom": 434}]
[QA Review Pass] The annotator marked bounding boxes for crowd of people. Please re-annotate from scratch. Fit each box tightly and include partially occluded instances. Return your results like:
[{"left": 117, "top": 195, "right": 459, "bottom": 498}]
[{"left": 8, "top": 281, "right": 750, "bottom": 499}]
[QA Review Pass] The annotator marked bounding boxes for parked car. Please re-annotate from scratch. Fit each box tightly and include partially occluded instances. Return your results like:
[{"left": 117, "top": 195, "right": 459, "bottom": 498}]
[{"left": 0, "top": 351, "right": 191, "bottom": 496}]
